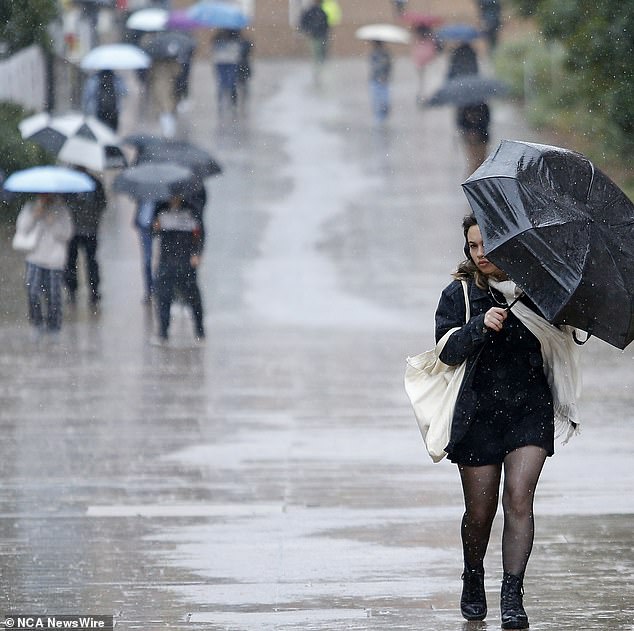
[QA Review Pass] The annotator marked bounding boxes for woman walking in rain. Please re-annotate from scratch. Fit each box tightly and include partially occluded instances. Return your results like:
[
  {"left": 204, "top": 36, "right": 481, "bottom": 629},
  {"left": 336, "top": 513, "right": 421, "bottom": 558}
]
[
  {"left": 433, "top": 214, "right": 581, "bottom": 629},
  {"left": 14, "top": 193, "right": 73, "bottom": 334}
]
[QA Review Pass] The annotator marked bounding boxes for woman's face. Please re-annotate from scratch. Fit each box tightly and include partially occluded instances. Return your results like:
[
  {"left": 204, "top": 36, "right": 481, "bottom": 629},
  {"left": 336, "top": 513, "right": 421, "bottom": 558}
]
[{"left": 466, "top": 224, "right": 503, "bottom": 277}]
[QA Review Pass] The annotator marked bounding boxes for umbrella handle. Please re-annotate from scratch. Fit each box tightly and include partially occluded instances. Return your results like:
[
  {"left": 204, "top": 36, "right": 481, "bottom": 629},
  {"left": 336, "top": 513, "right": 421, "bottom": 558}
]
[
  {"left": 572, "top": 330, "right": 591, "bottom": 345},
  {"left": 505, "top": 293, "right": 524, "bottom": 311}
]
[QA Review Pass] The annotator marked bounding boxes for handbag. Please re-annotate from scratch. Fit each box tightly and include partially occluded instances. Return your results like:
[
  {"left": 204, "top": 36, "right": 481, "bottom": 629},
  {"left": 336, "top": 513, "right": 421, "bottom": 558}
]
[
  {"left": 12, "top": 223, "right": 42, "bottom": 252},
  {"left": 404, "top": 280, "right": 470, "bottom": 463}
]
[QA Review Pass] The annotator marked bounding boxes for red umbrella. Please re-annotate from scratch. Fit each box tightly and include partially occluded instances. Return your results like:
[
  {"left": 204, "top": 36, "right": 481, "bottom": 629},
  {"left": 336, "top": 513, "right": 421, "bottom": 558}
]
[{"left": 401, "top": 11, "right": 444, "bottom": 29}]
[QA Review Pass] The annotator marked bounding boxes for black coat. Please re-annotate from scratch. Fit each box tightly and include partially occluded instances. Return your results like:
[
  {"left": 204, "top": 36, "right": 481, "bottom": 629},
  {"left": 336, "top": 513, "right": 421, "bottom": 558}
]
[{"left": 435, "top": 278, "right": 549, "bottom": 453}]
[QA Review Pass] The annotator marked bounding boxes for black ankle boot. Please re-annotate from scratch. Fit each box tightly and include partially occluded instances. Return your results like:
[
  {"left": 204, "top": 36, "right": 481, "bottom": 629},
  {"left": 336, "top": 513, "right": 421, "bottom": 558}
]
[
  {"left": 500, "top": 572, "right": 529, "bottom": 629},
  {"left": 461, "top": 564, "right": 487, "bottom": 621}
]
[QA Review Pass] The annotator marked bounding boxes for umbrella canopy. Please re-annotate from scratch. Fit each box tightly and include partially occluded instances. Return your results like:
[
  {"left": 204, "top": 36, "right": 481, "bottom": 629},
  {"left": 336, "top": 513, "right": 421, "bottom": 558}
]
[
  {"left": 426, "top": 74, "right": 509, "bottom": 107},
  {"left": 113, "top": 162, "right": 196, "bottom": 201},
  {"left": 166, "top": 9, "right": 203, "bottom": 30},
  {"left": 141, "top": 31, "right": 196, "bottom": 61},
  {"left": 436, "top": 23, "right": 481, "bottom": 41},
  {"left": 355, "top": 24, "right": 411, "bottom": 45},
  {"left": 132, "top": 138, "right": 223, "bottom": 179},
  {"left": 126, "top": 7, "right": 169, "bottom": 31},
  {"left": 186, "top": 1, "right": 250, "bottom": 29},
  {"left": 19, "top": 112, "right": 127, "bottom": 172},
  {"left": 401, "top": 11, "right": 444, "bottom": 28},
  {"left": 81, "top": 44, "right": 151, "bottom": 70},
  {"left": 3, "top": 166, "right": 96, "bottom": 193},
  {"left": 462, "top": 139, "right": 634, "bottom": 349}
]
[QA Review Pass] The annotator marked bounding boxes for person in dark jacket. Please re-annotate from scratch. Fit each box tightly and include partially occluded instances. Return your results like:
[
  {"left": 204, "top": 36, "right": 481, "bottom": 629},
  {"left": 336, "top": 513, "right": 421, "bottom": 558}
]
[
  {"left": 457, "top": 102, "right": 490, "bottom": 174},
  {"left": 153, "top": 194, "right": 205, "bottom": 342},
  {"left": 433, "top": 214, "right": 580, "bottom": 629},
  {"left": 64, "top": 168, "right": 107, "bottom": 306},
  {"left": 477, "top": 0, "right": 502, "bottom": 52},
  {"left": 299, "top": 0, "right": 330, "bottom": 82},
  {"left": 447, "top": 42, "right": 479, "bottom": 79}
]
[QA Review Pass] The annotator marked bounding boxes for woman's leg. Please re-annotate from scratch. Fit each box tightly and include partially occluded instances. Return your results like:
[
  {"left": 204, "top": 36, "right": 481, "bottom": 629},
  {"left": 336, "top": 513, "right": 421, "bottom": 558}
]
[
  {"left": 458, "top": 463, "right": 502, "bottom": 569},
  {"left": 501, "top": 445, "right": 547, "bottom": 576}
]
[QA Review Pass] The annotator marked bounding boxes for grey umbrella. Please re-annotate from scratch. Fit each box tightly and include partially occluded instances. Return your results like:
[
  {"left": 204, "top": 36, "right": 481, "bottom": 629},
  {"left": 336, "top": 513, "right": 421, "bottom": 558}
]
[
  {"left": 140, "top": 31, "right": 196, "bottom": 62},
  {"left": 426, "top": 74, "right": 509, "bottom": 107},
  {"left": 113, "top": 162, "right": 196, "bottom": 201}
]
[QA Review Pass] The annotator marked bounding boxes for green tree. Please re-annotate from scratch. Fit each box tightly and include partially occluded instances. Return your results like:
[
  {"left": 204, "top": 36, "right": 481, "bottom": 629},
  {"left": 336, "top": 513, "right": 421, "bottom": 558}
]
[
  {"left": 507, "top": 0, "right": 634, "bottom": 152},
  {"left": 0, "top": 0, "right": 58, "bottom": 55}
]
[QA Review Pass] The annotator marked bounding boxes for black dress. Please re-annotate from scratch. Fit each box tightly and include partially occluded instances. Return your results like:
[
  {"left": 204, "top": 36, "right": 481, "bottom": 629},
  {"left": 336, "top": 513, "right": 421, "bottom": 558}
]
[{"left": 436, "top": 281, "right": 554, "bottom": 466}]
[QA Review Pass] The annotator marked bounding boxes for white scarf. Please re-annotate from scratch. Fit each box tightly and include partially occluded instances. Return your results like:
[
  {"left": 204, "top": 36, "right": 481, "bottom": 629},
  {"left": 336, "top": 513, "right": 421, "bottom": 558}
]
[{"left": 488, "top": 279, "right": 582, "bottom": 442}]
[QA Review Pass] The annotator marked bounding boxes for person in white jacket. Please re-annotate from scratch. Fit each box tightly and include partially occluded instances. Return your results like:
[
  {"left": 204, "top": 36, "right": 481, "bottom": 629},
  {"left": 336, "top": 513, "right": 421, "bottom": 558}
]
[{"left": 14, "top": 194, "right": 73, "bottom": 333}]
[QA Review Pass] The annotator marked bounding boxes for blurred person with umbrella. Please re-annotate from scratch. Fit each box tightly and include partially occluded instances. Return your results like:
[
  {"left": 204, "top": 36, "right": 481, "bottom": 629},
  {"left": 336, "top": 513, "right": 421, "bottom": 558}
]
[
  {"left": 368, "top": 39, "right": 392, "bottom": 124},
  {"left": 141, "top": 30, "right": 196, "bottom": 135},
  {"left": 210, "top": 29, "right": 243, "bottom": 117},
  {"left": 400, "top": 13, "right": 442, "bottom": 103},
  {"left": 425, "top": 73, "right": 510, "bottom": 173},
  {"left": 19, "top": 112, "right": 128, "bottom": 172},
  {"left": 63, "top": 166, "right": 107, "bottom": 307},
  {"left": 6, "top": 167, "right": 94, "bottom": 334},
  {"left": 82, "top": 69, "right": 128, "bottom": 132},
  {"left": 429, "top": 212, "right": 581, "bottom": 629},
  {"left": 125, "top": 134, "right": 222, "bottom": 218},
  {"left": 141, "top": 31, "right": 196, "bottom": 115},
  {"left": 113, "top": 162, "right": 196, "bottom": 304},
  {"left": 299, "top": 0, "right": 330, "bottom": 85},
  {"left": 356, "top": 25, "right": 409, "bottom": 124},
  {"left": 437, "top": 33, "right": 490, "bottom": 175},
  {"left": 153, "top": 193, "right": 206, "bottom": 343}
]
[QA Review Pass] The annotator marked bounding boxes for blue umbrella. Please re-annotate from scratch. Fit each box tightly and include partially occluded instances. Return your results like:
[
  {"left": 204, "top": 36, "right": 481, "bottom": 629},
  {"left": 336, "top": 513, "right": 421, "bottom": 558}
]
[
  {"left": 3, "top": 166, "right": 96, "bottom": 193},
  {"left": 436, "top": 23, "right": 481, "bottom": 41},
  {"left": 186, "top": 1, "right": 250, "bottom": 29}
]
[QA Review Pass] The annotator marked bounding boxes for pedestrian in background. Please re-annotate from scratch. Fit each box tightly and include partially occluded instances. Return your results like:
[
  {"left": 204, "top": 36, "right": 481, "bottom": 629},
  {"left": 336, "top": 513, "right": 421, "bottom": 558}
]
[
  {"left": 447, "top": 41, "right": 479, "bottom": 79},
  {"left": 411, "top": 25, "right": 438, "bottom": 104},
  {"left": 236, "top": 32, "right": 254, "bottom": 114},
  {"left": 367, "top": 40, "right": 392, "bottom": 124},
  {"left": 211, "top": 29, "right": 242, "bottom": 117},
  {"left": 457, "top": 102, "right": 490, "bottom": 175},
  {"left": 434, "top": 214, "right": 580, "bottom": 629},
  {"left": 148, "top": 58, "right": 181, "bottom": 137},
  {"left": 153, "top": 194, "right": 205, "bottom": 342},
  {"left": 64, "top": 168, "right": 107, "bottom": 307},
  {"left": 82, "top": 69, "right": 127, "bottom": 132},
  {"left": 299, "top": 0, "right": 330, "bottom": 84},
  {"left": 134, "top": 198, "right": 158, "bottom": 305},
  {"left": 13, "top": 194, "right": 73, "bottom": 334},
  {"left": 477, "top": 0, "right": 502, "bottom": 52}
]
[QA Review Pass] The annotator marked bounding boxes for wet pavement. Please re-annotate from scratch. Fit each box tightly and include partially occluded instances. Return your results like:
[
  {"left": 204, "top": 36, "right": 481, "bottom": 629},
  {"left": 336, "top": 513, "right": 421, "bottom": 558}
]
[{"left": 1, "top": 51, "right": 634, "bottom": 631}]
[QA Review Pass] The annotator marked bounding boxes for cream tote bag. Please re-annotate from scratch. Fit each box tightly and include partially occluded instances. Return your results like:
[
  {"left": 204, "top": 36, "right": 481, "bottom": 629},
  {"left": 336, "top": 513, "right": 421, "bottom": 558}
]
[{"left": 404, "top": 280, "right": 469, "bottom": 462}]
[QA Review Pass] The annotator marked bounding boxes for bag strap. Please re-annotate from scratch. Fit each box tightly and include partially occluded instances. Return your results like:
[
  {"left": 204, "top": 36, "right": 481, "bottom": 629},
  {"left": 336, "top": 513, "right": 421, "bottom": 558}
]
[
  {"left": 461, "top": 279, "right": 470, "bottom": 322},
  {"left": 435, "top": 280, "right": 471, "bottom": 355}
]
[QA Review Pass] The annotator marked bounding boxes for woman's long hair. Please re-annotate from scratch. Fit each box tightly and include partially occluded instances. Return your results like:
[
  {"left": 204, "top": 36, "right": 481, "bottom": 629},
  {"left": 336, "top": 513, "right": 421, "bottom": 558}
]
[{"left": 452, "top": 213, "right": 489, "bottom": 289}]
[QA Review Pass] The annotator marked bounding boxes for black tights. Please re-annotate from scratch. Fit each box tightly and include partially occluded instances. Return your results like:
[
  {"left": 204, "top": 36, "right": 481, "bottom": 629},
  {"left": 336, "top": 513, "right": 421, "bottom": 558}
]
[{"left": 458, "top": 446, "right": 547, "bottom": 577}]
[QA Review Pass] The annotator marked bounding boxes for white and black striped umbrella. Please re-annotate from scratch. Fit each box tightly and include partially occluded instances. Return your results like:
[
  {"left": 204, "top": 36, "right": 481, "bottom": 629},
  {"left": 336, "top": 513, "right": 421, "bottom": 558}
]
[{"left": 18, "top": 112, "right": 127, "bottom": 172}]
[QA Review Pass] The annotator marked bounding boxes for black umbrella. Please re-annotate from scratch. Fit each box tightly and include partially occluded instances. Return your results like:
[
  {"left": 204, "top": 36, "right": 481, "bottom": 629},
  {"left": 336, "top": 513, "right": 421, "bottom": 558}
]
[
  {"left": 113, "top": 162, "right": 196, "bottom": 201},
  {"left": 124, "top": 135, "right": 222, "bottom": 179},
  {"left": 140, "top": 31, "right": 196, "bottom": 61},
  {"left": 426, "top": 74, "right": 509, "bottom": 107},
  {"left": 462, "top": 139, "right": 634, "bottom": 349}
]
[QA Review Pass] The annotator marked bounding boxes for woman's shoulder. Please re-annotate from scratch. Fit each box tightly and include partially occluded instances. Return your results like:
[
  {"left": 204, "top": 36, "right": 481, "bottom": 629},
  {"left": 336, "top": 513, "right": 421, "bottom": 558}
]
[{"left": 440, "top": 278, "right": 466, "bottom": 301}]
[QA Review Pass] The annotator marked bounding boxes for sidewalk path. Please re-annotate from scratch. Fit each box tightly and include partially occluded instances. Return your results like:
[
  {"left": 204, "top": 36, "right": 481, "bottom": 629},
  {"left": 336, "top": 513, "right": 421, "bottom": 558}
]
[{"left": 0, "top": 54, "right": 633, "bottom": 630}]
